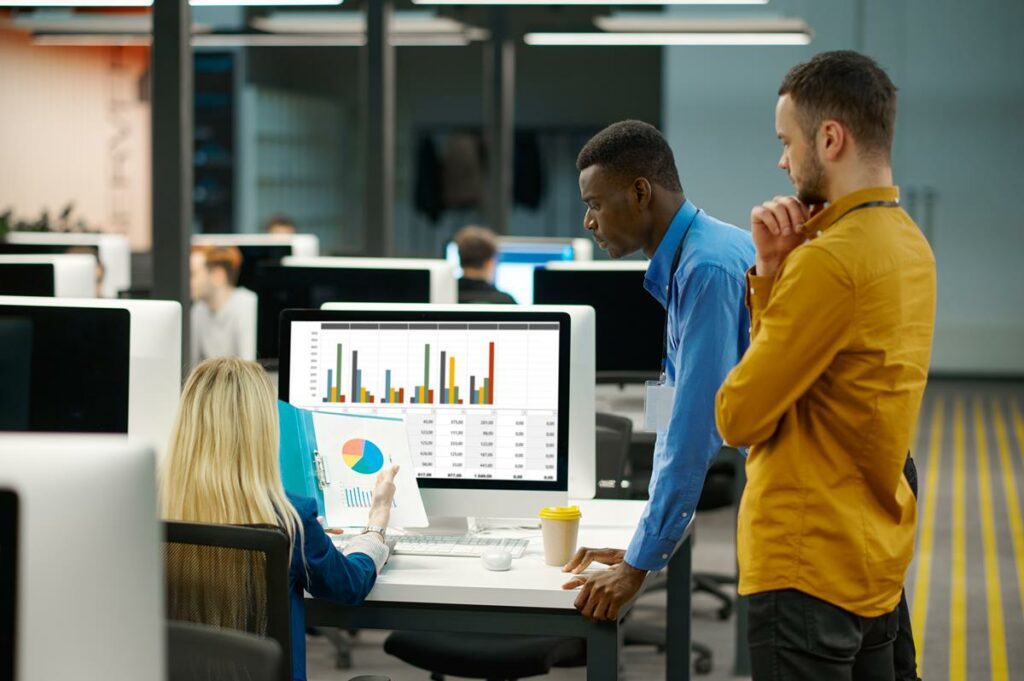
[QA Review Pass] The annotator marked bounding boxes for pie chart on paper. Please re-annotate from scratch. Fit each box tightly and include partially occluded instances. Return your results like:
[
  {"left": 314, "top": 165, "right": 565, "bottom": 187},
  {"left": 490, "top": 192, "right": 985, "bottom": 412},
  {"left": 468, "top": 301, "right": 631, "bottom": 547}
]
[{"left": 342, "top": 438, "right": 385, "bottom": 475}]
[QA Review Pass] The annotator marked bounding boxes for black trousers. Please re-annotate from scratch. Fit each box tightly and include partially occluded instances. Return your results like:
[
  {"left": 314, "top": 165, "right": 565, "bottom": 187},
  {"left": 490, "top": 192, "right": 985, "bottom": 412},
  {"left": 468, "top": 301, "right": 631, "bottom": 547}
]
[
  {"left": 748, "top": 456, "right": 920, "bottom": 681},
  {"left": 749, "top": 588, "right": 899, "bottom": 681}
]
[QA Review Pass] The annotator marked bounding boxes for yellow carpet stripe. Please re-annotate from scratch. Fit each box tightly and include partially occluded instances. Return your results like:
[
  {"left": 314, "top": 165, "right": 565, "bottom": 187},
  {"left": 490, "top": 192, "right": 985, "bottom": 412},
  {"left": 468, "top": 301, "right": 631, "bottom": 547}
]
[
  {"left": 992, "top": 399, "right": 1024, "bottom": 622},
  {"left": 973, "top": 398, "right": 1008, "bottom": 680},
  {"left": 1012, "top": 398, "right": 1024, "bottom": 471},
  {"left": 911, "top": 395, "right": 943, "bottom": 673},
  {"left": 950, "top": 397, "right": 966, "bottom": 681}
]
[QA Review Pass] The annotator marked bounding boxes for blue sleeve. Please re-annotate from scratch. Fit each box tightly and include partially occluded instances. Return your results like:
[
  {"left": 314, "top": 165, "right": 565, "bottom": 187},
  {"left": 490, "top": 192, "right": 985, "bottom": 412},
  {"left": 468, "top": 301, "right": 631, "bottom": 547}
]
[
  {"left": 625, "top": 265, "right": 750, "bottom": 571},
  {"left": 289, "top": 495, "right": 377, "bottom": 604}
]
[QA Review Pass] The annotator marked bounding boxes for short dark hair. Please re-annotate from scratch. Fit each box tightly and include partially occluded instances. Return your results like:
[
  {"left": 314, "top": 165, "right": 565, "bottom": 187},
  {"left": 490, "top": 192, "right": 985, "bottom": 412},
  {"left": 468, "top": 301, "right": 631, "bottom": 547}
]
[
  {"left": 263, "top": 214, "right": 296, "bottom": 232},
  {"left": 576, "top": 120, "right": 683, "bottom": 193},
  {"left": 454, "top": 225, "right": 498, "bottom": 269},
  {"left": 779, "top": 50, "right": 897, "bottom": 158}
]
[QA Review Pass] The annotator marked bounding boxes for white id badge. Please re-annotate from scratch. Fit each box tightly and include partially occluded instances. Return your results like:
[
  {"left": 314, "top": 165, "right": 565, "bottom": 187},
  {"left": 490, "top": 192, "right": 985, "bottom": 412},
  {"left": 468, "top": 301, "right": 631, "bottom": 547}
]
[{"left": 643, "top": 380, "right": 675, "bottom": 432}]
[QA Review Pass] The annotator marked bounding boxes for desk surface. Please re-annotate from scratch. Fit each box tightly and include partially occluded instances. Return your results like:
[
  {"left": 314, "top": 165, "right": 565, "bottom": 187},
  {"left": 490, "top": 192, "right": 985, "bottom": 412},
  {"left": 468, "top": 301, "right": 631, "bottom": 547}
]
[{"left": 339, "top": 499, "right": 665, "bottom": 611}]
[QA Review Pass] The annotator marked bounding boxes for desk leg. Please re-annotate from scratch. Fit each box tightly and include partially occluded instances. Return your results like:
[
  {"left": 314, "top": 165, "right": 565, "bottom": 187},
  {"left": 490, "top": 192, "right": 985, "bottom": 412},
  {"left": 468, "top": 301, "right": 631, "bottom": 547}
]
[
  {"left": 586, "top": 620, "right": 620, "bottom": 681},
  {"left": 666, "top": 533, "right": 692, "bottom": 681}
]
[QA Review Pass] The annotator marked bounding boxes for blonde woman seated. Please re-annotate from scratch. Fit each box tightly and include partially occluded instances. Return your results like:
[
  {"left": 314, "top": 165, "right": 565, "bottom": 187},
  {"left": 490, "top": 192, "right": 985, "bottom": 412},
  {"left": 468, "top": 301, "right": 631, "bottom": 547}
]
[{"left": 160, "top": 357, "right": 397, "bottom": 681}]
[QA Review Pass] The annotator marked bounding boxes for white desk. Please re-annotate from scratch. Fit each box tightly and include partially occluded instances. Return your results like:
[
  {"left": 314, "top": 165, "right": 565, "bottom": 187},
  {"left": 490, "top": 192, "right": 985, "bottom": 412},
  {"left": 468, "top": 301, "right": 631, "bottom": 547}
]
[{"left": 307, "top": 500, "right": 694, "bottom": 681}]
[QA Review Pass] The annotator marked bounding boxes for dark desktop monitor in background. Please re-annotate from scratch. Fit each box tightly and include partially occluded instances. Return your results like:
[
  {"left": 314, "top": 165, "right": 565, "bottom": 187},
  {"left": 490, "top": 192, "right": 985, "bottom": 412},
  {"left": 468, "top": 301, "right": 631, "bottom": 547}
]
[
  {"left": 533, "top": 265, "right": 664, "bottom": 381},
  {"left": 0, "top": 306, "right": 131, "bottom": 433},
  {"left": 0, "top": 264, "right": 55, "bottom": 297},
  {"left": 234, "top": 245, "right": 292, "bottom": 291},
  {"left": 249, "top": 265, "right": 433, "bottom": 363}
]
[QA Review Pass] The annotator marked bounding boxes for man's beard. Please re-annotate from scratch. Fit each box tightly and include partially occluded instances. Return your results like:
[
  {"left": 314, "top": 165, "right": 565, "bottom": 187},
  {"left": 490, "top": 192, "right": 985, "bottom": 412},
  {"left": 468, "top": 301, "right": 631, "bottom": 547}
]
[{"left": 794, "top": 151, "right": 828, "bottom": 206}]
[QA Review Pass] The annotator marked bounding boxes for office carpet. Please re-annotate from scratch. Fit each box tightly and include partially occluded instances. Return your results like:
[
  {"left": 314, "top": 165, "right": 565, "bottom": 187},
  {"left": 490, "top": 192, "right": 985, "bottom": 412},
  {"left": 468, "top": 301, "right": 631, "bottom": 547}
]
[{"left": 307, "top": 379, "right": 1024, "bottom": 681}]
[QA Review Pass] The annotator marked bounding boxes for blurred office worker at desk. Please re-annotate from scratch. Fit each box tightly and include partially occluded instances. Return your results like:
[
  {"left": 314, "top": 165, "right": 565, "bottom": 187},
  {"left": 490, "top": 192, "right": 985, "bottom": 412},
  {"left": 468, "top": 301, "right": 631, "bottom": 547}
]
[
  {"left": 454, "top": 225, "right": 517, "bottom": 305},
  {"left": 160, "top": 358, "right": 398, "bottom": 681},
  {"left": 562, "top": 120, "right": 754, "bottom": 620},
  {"left": 190, "top": 245, "right": 257, "bottom": 364},
  {"left": 717, "top": 51, "right": 936, "bottom": 681}
]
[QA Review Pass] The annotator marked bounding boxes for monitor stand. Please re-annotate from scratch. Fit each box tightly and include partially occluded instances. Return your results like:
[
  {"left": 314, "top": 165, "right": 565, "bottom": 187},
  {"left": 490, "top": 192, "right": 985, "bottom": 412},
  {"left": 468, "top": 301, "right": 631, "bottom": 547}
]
[{"left": 404, "top": 516, "right": 541, "bottom": 536}]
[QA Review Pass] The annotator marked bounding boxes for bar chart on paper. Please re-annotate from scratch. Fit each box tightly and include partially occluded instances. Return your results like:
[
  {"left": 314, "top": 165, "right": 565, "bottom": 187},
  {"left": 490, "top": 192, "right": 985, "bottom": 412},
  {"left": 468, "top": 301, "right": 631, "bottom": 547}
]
[{"left": 289, "top": 320, "right": 562, "bottom": 483}]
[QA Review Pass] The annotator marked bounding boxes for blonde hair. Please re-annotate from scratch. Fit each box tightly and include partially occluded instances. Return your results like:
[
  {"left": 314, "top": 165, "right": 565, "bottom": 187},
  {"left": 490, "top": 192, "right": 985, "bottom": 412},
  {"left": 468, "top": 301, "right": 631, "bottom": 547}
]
[{"left": 160, "top": 357, "right": 302, "bottom": 631}]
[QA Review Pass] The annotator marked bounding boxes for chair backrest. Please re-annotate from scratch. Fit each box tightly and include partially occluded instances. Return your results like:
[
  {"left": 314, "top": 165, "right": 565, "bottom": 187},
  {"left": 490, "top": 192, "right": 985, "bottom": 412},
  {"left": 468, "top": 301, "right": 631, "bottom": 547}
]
[
  {"left": 168, "top": 620, "right": 284, "bottom": 681},
  {"left": 163, "top": 521, "right": 292, "bottom": 679},
  {"left": 595, "top": 412, "right": 633, "bottom": 499}
]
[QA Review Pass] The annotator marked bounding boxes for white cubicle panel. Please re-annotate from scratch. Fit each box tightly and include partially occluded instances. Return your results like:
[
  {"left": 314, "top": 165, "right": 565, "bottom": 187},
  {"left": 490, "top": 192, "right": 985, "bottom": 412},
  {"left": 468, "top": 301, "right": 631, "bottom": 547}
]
[
  {"left": 285, "top": 256, "right": 458, "bottom": 305},
  {"left": 5, "top": 232, "right": 131, "bottom": 298},
  {"left": 0, "top": 254, "right": 97, "bottom": 298},
  {"left": 0, "top": 296, "right": 182, "bottom": 457},
  {"left": 0, "top": 436, "right": 163, "bottom": 681},
  {"left": 320, "top": 302, "right": 596, "bottom": 502},
  {"left": 192, "top": 232, "right": 320, "bottom": 258}
]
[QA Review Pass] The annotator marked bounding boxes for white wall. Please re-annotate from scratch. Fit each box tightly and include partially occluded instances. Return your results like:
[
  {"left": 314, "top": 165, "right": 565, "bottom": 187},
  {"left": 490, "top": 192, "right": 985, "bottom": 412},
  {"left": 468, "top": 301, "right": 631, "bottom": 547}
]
[
  {"left": 0, "top": 28, "right": 152, "bottom": 251},
  {"left": 662, "top": 0, "right": 1024, "bottom": 375}
]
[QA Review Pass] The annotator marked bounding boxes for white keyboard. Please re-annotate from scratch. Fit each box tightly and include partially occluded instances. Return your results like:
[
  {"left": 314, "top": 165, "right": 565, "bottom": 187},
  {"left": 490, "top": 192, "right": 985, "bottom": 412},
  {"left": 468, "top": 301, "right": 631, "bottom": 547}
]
[{"left": 392, "top": 535, "right": 530, "bottom": 558}]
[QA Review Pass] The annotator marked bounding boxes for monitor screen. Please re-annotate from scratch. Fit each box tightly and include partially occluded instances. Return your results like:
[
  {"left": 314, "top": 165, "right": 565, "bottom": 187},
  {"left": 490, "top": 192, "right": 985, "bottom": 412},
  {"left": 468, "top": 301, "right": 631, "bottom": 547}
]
[
  {"left": 0, "top": 264, "right": 55, "bottom": 297},
  {"left": 234, "top": 245, "right": 293, "bottom": 292},
  {"left": 279, "top": 309, "right": 570, "bottom": 491},
  {"left": 249, "top": 265, "right": 432, "bottom": 361},
  {"left": 533, "top": 268, "right": 664, "bottom": 377},
  {"left": 0, "top": 306, "right": 131, "bottom": 433},
  {"left": 0, "top": 490, "right": 15, "bottom": 681},
  {"left": 445, "top": 240, "right": 576, "bottom": 304}
]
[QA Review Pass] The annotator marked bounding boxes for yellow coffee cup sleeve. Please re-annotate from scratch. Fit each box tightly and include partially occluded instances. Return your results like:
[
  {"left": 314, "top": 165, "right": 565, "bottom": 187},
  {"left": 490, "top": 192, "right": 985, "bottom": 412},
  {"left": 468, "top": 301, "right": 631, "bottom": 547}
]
[{"left": 538, "top": 505, "right": 582, "bottom": 521}]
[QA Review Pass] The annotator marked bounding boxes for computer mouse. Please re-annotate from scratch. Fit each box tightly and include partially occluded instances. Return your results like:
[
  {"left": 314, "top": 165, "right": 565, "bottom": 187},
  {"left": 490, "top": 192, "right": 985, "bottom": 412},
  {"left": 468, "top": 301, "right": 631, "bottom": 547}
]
[{"left": 481, "top": 549, "right": 513, "bottom": 571}]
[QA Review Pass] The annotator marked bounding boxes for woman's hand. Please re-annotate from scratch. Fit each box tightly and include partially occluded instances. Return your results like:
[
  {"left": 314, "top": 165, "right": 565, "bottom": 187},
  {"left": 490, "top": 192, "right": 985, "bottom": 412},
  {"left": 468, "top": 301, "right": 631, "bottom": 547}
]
[{"left": 367, "top": 464, "right": 399, "bottom": 528}]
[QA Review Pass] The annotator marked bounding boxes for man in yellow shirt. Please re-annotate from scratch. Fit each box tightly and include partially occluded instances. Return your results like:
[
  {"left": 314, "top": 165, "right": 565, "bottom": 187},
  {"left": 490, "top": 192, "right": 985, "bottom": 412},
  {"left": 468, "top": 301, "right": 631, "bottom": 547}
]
[{"left": 716, "top": 51, "right": 935, "bottom": 680}]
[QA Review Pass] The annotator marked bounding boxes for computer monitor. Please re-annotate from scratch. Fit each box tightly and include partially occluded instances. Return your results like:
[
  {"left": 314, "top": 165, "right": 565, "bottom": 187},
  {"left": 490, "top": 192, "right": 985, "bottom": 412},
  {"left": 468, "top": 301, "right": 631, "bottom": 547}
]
[
  {"left": 0, "top": 254, "right": 97, "bottom": 298},
  {"left": 4, "top": 232, "right": 130, "bottom": 299},
  {"left": 0, "top": 436, "right": 163, "bottom": 681},
  {"left": 250, "top": 257, "right": 458, "bottom": 362},
  {"left": 278, "top": 303, "right": 595, "bottom": 519},
  {"left": 533, "top": 261, "right": 663, "bottom": 382},
  {"left": 444, "top": 237, "right": 594, "bottom": 304},
  {"left": 0, "top": 297, "right": 181, "bottom": 456},
  {"left": 191, "top": 233, "right": 320, "bottom": 292}
]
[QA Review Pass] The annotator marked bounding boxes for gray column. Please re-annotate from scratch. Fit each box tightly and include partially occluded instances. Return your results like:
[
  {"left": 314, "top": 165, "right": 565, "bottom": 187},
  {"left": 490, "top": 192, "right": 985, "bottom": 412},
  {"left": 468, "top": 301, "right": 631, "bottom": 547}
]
[
  {"left": 364, "top": 0, "right": 395, "bottom": 256},
  {"left": 151, "top": 0, "right": 192, "bottom": 363},
  {"left": 484, "top": 8, "right": 515, "bottom": 235}
]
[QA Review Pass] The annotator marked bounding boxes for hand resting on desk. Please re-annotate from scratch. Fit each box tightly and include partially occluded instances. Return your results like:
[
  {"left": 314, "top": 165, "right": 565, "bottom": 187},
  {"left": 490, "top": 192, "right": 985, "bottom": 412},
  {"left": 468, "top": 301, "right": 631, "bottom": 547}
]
[{"left": 561, "top": 546, "right": 647, "bottom": 622}]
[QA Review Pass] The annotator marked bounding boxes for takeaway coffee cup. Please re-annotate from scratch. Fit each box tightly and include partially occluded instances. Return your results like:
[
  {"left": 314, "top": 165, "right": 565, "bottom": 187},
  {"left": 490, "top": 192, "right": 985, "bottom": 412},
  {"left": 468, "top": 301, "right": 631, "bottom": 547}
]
[{"left": 539, "top": 506, "right": 582, "bottom": 566}]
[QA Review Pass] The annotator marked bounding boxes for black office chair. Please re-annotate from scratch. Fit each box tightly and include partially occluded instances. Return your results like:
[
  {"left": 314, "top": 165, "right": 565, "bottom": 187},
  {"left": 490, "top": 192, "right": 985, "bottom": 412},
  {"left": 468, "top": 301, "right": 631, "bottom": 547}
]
[
  {"left": 595, "top": 412, "right": 633, "bottom": 499},
  {"left": 384, "top": 632, "right": 584, "bottom": 681},
  {"left": 163, "top": 521, "right": 293, "bottom": 681},
  {"left": 169, "top": 620, "right": 285, "bottom": 681}
]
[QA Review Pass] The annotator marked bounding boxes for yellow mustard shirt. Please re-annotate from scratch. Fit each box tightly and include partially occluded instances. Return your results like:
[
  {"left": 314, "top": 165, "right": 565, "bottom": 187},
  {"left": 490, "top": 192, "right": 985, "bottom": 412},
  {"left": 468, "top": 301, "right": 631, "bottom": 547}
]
[{"left": 715, "top": 186, "right": 936, "bottom": 617}]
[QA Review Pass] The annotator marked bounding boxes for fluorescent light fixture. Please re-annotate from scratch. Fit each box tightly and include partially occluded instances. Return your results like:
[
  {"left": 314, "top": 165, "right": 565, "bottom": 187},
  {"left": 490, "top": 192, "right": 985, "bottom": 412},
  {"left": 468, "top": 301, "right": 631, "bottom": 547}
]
[
  {"left": 31, "top": 31, "right": 471, "bottom": 47},
  {"left": 524, "top": 31, "right": 810, "bottom": 45},
  {"left": 414, "top": 0, "right": 767, "bottom": 5},
  {"left": 594, "top": 16, "right": 810, "bottom": 33}
]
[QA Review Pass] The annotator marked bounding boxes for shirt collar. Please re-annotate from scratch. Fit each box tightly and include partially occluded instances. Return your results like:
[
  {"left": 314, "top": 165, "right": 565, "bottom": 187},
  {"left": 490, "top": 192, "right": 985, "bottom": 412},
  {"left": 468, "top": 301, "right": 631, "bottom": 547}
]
[
  {"left": 644, "top": 200, "right": 699, "bottom": 308},
  {"left": 801, "top": 186, "right": 900, "bottom": 239}
]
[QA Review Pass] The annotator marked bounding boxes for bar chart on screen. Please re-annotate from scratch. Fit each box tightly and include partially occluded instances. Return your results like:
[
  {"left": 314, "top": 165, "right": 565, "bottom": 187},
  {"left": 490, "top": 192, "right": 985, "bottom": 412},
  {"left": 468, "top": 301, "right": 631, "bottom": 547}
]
[{"left": 289, "top": 320, "right": 562, "bottom": 482}]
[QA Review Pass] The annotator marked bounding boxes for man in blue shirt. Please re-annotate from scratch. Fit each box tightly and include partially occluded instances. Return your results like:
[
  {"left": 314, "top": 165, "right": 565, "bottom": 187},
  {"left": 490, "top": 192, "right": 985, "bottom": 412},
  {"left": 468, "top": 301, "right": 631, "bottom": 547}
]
[{"left": 562, "top": 120, "right": 754, "bottom": 620}]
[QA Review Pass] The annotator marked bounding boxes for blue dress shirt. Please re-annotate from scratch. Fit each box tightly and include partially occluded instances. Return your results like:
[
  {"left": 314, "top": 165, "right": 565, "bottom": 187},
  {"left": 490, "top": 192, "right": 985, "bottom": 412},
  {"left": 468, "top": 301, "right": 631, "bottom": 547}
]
[
  {"left": 624, "top": 201, "right": 755, "bottom": 572},
  {"left": 287, "top": 493, "right": 378, "bottom": 681}
]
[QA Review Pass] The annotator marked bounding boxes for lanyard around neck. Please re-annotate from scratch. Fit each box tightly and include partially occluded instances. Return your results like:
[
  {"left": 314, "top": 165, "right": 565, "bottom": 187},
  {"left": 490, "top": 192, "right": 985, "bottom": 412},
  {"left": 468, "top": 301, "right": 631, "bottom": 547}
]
[{"left": 829, "top": 199, "right": 900, "bottom": 227}]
